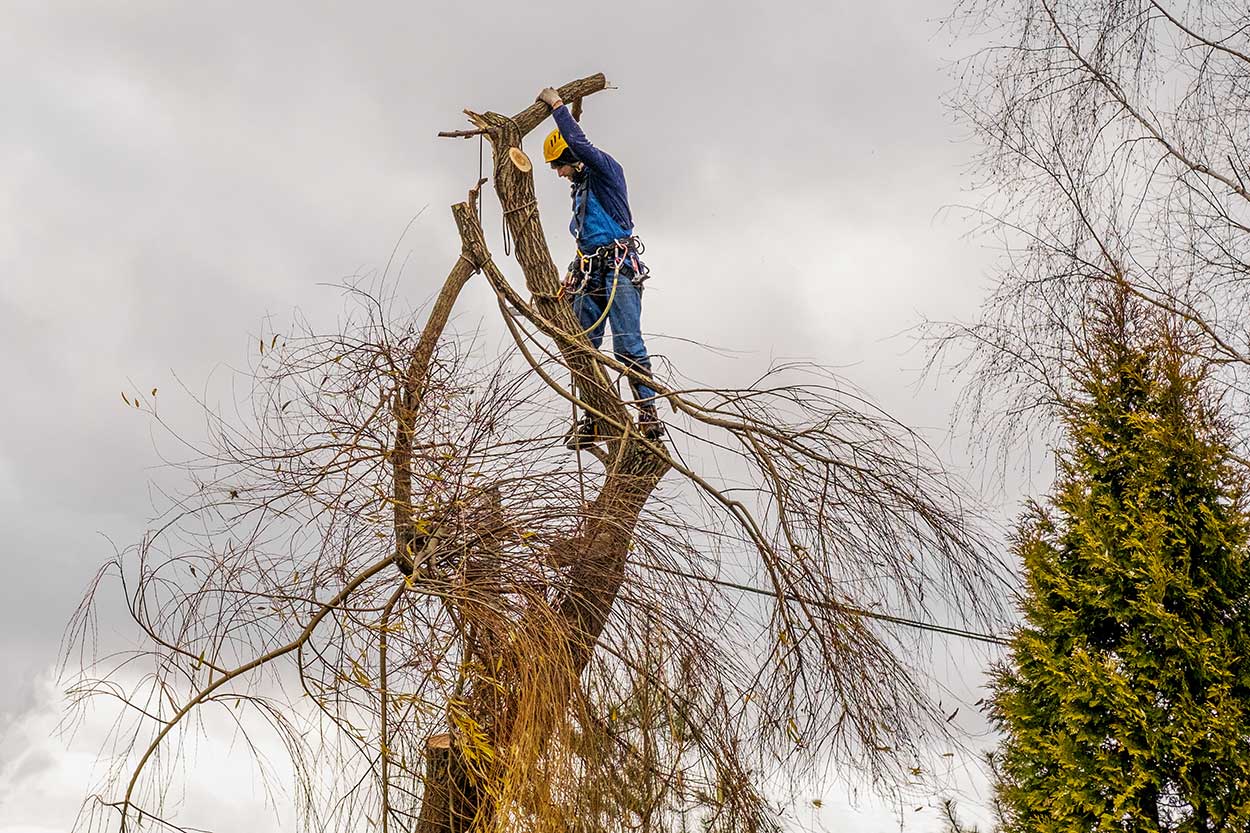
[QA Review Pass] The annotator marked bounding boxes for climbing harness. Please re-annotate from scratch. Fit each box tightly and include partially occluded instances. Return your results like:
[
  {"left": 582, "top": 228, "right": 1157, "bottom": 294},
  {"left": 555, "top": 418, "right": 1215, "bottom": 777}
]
[{"left": 561, "top": 236, "right": 650, "bottom": 297}]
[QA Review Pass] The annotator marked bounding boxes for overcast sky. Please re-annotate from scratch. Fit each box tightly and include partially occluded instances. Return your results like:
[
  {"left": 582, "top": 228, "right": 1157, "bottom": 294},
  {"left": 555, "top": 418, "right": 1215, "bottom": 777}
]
[{"left": 0, "top": 2, "right": 1027, "bottom": 831}]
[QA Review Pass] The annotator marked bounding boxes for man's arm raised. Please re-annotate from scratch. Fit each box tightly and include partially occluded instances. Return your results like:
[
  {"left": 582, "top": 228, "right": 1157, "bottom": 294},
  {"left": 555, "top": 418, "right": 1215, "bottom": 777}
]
[{"left": 539, "top": 86, "right": 613, "bottom": 174}]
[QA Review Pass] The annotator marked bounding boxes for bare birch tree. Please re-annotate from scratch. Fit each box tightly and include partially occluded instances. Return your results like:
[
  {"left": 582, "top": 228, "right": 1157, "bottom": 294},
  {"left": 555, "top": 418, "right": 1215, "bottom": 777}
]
[
  {"left": 939, "top": 0, "right": 1250, "bottom": 445},
  {"left": 70, "top": 75, "right": 1002, "bottom": 833}
]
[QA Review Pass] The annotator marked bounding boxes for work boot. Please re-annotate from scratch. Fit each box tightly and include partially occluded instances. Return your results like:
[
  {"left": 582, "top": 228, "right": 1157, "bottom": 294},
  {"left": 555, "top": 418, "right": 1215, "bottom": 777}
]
[
  {"left": 637, "top": 404, "right": 665, "bottom": 440},
  {"left": 564, "top": 413, "right": 599, "bottom": 451}
]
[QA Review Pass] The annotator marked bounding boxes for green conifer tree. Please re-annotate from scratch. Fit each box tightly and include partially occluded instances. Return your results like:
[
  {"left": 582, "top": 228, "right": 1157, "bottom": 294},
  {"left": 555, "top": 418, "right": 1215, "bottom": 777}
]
[{"left": 990, "top": 297, "right": 1250, "bottom": 833}]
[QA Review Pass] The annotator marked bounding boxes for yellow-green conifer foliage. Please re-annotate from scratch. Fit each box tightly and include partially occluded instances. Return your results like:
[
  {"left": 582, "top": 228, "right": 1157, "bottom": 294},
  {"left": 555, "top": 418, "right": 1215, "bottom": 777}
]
[{"left": 991, "top": 303, "right": 1250, "bottom": 832}]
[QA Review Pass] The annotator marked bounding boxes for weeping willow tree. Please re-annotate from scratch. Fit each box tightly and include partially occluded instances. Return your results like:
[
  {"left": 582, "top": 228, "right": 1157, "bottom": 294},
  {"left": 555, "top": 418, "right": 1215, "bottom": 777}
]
[{"left": 69, "top": 76, "right": 1003, "bottom": 833}]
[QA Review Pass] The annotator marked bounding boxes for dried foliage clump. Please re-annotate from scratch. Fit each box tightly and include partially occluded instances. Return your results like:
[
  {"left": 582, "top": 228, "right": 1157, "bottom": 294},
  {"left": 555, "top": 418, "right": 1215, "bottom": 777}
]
[{"left": 68, "top": 76, "right": 1002, "bottom": 833}]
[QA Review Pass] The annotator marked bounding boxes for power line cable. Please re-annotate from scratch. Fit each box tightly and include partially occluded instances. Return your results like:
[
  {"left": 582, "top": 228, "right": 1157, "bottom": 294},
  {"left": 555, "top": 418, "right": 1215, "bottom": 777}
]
[{"left": 647, "top": 563, "right": 1010, "bottom": 646}]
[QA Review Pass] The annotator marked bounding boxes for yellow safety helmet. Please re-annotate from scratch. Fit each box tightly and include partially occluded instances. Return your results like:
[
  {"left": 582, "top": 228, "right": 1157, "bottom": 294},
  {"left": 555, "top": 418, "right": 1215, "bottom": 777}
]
[{"left": 543, "top": 128, "right": 570, "bottom": 164}]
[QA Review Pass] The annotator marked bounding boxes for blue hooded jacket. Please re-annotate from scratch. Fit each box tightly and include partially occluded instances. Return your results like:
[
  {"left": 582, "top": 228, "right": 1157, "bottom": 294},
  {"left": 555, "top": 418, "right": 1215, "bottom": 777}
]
[{"left": 552, "top": 106, "right": 635, "bottom": 251}]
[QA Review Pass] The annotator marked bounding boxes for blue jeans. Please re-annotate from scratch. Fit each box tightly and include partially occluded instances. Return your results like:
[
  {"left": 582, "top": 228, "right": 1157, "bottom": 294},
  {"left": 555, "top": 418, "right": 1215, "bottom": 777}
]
[{"left": 571, "top": 268, "right": 657, "bottom": 403}]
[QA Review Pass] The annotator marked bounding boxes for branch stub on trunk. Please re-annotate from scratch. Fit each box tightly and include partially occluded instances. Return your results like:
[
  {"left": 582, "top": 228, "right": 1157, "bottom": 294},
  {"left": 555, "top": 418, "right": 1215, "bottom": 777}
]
[{"left": 507, "top": 147, "right": 533, "bottom": 173}]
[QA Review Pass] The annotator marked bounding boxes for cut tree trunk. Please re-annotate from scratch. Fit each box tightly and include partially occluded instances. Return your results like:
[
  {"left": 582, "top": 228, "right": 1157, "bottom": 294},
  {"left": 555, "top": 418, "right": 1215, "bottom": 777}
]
[{"left": 414, "top": 734, "right": 478, "bottom": 833}]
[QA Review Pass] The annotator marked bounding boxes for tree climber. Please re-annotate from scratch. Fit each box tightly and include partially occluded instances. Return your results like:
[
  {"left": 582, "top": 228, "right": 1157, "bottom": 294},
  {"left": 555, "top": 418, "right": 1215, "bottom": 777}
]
[{"left": 536, "top": 86, "right": 664, "bottom": 448}]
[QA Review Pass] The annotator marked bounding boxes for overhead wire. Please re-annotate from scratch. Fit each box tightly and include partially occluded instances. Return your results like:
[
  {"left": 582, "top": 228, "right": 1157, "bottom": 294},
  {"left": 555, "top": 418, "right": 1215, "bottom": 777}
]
[{"left": 646, "top": 563, "right": 1011, "bottom": 646}]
